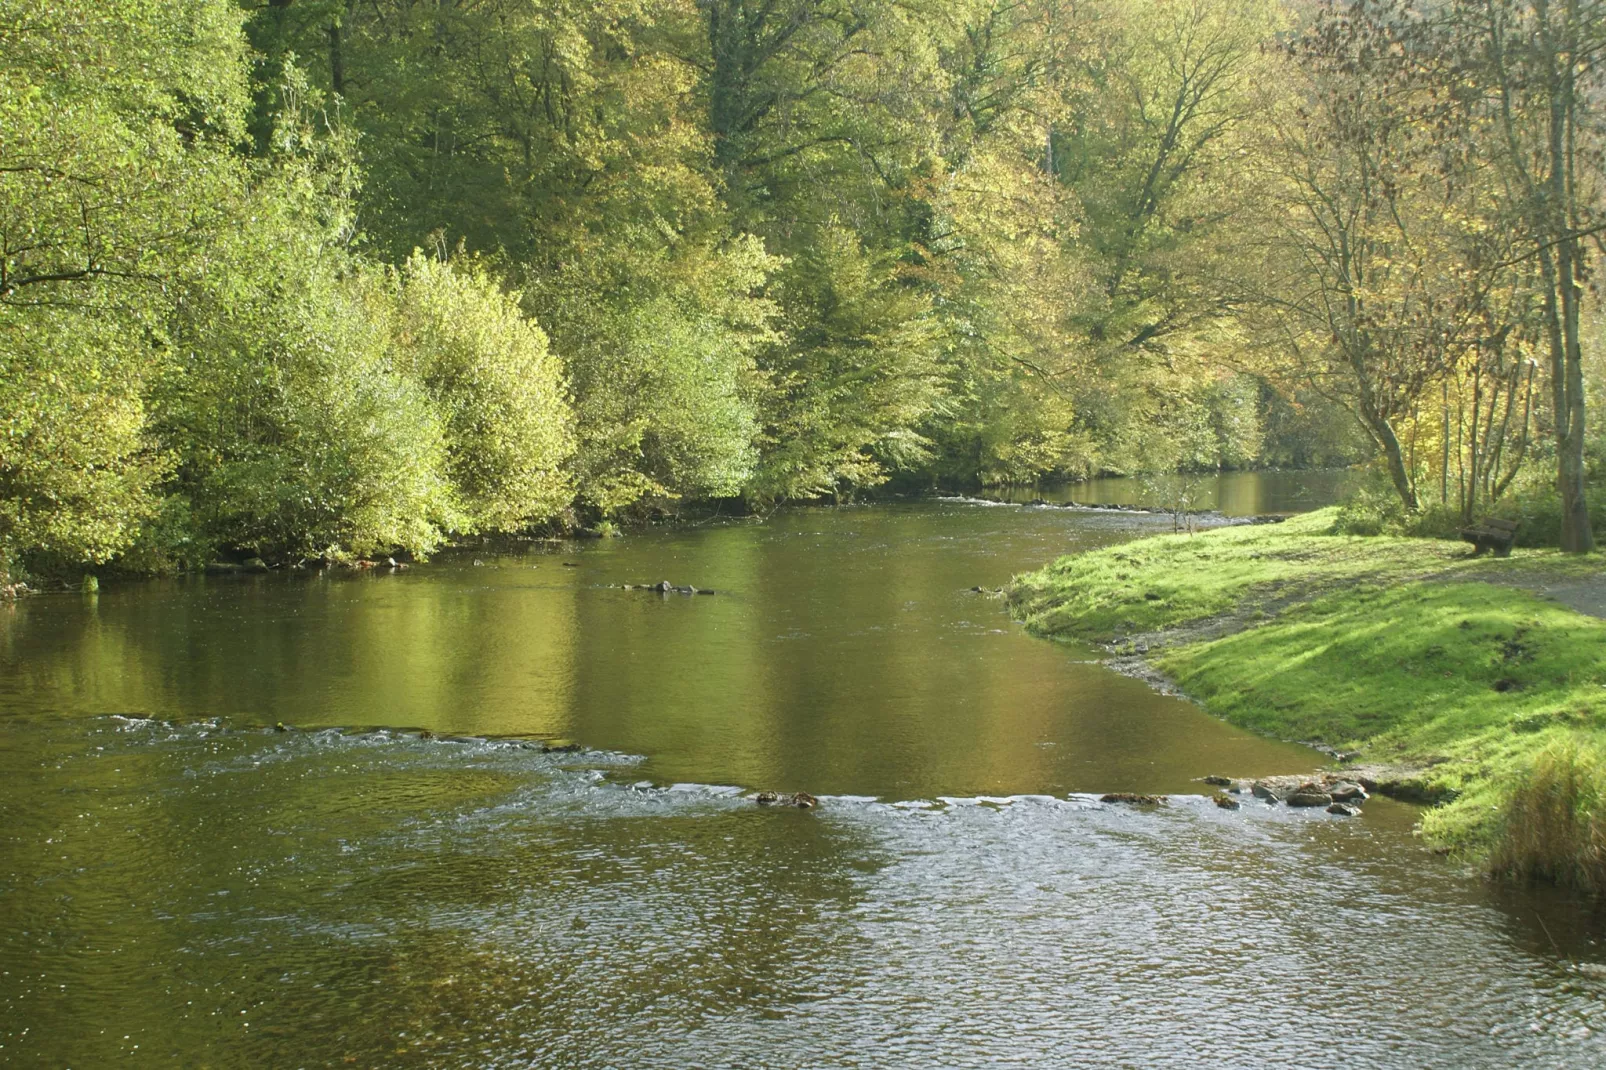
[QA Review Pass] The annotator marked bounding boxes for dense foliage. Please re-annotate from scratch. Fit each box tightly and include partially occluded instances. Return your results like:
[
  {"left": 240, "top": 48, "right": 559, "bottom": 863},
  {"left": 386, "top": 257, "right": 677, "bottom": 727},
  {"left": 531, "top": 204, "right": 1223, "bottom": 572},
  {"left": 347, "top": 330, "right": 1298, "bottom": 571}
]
[{"left": 4, "top": 0, "right": 1605, "bottom": 579}]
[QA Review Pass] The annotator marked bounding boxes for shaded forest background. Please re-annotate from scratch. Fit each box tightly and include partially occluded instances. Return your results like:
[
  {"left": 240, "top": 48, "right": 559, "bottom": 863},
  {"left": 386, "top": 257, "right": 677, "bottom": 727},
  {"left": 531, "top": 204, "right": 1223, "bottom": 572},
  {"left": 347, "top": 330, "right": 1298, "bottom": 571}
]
[{"left": 4, "top": 0, "right": 1605, "bottom": 575}]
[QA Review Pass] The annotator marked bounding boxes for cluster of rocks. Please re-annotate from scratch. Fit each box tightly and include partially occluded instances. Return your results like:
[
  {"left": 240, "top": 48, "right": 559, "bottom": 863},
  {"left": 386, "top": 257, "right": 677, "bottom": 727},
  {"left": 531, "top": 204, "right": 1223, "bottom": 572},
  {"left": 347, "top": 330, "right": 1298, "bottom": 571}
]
[
  {"left": 1100, "top": 792, "right": 1167, "bottom": 806},
  {"left": 271, "top": 721, "right": 585, "bottom": 753},
  {"left": 1028, "top": 500, "right": 1163, "bottom": 512},
  {"left": 1014, "top": 500, "right": 1290, "bottom": 526},
  {"left": 1201, "top": 773, "right": 1368, "bottom": 815},
  {"left": 619, "top": 580, "right": 717, "bottom": 595},
  {"left": 207, "top": 555, "right": 409, "bottom": 574},
  {"left": 754, "top": 791, "right": 818, "bottom": 810}
]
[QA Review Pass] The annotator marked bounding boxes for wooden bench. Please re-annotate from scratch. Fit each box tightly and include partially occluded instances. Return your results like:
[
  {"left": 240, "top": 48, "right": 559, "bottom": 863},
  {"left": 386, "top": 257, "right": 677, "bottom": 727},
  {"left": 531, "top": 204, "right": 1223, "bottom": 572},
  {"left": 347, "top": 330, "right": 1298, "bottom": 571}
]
[{"left": 1460, "top": 517, "right": 1519, "bottom": 558}]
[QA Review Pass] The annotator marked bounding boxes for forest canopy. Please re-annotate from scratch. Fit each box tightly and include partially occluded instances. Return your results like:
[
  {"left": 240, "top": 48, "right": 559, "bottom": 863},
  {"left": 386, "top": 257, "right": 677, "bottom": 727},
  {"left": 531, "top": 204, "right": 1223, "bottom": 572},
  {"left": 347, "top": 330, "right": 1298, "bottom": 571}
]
[{"left": 3, "top": 0, "right": 1604, "bottom": 577}]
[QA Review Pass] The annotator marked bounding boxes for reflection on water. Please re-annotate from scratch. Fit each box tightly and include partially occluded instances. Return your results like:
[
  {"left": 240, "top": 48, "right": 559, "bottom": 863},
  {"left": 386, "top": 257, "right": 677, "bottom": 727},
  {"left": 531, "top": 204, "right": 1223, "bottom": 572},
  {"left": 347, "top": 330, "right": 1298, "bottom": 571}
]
[
  {"left": 0, "top": 495, "right": 1324, "bottom": 798},
  {"left": 1, "top": 472, "right": 1602, "bottom": 1068}
]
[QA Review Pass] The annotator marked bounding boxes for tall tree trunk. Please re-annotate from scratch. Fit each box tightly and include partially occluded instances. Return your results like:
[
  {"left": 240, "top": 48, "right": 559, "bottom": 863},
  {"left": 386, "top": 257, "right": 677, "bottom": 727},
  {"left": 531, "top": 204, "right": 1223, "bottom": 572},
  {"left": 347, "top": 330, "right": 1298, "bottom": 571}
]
[
  {"left": 1441, "top": 382, "right": 1450, "bottom": 504},
  {"left": 329, "top": 19, "right": 345, "bottom": 98},
  {"left": 706, "top": 0, "right": 751, "bottom": 175},
  {"left": 1357, "top": 383, "right": 1418, "bottom": 509},
  {"left": 1483, "top": 0, "right": 1593, "bottom": 549},
  {"left": 1351, "top": 342, "right": 1419, "bottom": 510},
  {"left": 1540, "top": 0, "right": 1593, "bottom": 550},
  {"left": 1378, "top": 418, "right": 1419, "bottom": 511}
]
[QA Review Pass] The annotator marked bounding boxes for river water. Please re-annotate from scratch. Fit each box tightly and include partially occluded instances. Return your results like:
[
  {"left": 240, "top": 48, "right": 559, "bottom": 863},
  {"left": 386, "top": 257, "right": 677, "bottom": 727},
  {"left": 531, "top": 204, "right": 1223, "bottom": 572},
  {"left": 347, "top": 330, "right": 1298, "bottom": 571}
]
[{"left": 1, "top": 473, "right": 1602, "bottom": 1067}]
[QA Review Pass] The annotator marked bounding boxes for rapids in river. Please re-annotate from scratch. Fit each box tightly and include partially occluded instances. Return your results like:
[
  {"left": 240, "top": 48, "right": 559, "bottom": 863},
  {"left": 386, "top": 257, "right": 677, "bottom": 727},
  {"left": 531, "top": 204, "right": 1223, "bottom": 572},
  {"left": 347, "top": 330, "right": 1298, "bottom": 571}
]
[{"left": 1, "top": 471, "right": 1602, "bottom": 1067}]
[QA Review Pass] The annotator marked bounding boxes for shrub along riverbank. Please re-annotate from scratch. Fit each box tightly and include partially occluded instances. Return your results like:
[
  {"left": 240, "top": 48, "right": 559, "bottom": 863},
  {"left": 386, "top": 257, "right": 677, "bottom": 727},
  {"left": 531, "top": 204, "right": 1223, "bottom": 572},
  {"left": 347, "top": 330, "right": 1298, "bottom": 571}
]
[{"left": 1008, "top": 509, "right": 1606, "bottom": 894}]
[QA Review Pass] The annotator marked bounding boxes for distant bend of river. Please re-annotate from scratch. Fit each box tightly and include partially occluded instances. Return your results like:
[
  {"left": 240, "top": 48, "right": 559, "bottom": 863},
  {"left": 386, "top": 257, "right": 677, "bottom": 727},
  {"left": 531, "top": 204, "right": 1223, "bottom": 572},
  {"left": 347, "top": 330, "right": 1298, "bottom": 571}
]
[{"left": 1, "top": 471, "right": 1602, "bottom": 1068}]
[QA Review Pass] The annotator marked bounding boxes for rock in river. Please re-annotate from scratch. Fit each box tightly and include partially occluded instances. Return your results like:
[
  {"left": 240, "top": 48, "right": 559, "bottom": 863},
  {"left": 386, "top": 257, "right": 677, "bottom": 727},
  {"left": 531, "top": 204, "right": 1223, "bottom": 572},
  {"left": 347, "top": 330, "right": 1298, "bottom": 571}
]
[
  {"left": 1327, "top": 802, "right": 1362, "bottom": 816},
  {"left": 1287, "top": 790, "right": 1334, "bottom": 808}
]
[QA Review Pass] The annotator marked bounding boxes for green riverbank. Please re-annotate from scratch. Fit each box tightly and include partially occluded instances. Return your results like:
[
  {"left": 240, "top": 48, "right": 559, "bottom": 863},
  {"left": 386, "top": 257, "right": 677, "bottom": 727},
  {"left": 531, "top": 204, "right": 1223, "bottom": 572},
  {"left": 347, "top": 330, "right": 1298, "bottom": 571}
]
[{"left": 1008, "top": 508, "right": 1606, "bottom": 891}]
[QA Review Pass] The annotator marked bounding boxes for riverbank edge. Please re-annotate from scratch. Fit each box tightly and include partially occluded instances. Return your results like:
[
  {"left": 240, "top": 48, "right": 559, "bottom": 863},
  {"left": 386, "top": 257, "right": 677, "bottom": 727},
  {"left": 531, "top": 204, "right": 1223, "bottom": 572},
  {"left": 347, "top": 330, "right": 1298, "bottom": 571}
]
[
  {"left": 1005, "top": 508, "right": 1606, "bottom": 888},
  {"left": 0, "top": 490, "right": 1291, "bottom": 599}
]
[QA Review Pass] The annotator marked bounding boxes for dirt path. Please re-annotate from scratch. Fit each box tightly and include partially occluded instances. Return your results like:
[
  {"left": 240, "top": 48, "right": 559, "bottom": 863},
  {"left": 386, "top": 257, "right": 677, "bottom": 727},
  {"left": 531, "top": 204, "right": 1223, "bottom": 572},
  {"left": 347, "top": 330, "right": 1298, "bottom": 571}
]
[
  {"left": 1522, "top": 576, "right": 1606, "bottom": 619},
  {"left": 1469, "top": 564, "right": 1606, "bottom": 620}
]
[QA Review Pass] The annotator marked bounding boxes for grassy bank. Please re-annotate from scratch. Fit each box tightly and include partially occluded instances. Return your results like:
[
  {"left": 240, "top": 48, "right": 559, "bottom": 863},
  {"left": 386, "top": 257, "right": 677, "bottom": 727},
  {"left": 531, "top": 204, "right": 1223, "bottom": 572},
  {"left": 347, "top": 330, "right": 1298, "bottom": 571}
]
[{"left": 1008, "top": 509, "right": 1606, "bottom": 891}]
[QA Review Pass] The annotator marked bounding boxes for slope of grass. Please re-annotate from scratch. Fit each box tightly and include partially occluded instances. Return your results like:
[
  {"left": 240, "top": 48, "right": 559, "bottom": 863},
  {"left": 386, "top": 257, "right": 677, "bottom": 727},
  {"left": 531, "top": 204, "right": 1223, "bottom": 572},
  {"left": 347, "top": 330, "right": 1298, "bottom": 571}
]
[
  {"left": 1008, "top": 508, "right": 1606, "bottom": 886},
  {"left": 1007, "top": 510, "right": 1468, "bottom": 641}
]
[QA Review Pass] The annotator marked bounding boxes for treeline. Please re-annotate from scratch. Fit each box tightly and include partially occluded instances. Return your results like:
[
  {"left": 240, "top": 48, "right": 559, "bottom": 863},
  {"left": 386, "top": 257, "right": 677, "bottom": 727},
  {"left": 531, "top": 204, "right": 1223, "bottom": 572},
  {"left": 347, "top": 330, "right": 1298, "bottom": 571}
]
[{"left": 1, "top": 0, "right": 1601, "bottom": 578}]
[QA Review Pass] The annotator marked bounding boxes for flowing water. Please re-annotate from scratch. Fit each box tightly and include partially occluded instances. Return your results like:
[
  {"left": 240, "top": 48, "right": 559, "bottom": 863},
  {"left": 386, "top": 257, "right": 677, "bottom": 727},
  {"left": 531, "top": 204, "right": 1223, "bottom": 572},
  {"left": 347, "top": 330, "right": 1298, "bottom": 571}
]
[{"left": 1, "top": 474, "right": 1602, "bottom": 1068}]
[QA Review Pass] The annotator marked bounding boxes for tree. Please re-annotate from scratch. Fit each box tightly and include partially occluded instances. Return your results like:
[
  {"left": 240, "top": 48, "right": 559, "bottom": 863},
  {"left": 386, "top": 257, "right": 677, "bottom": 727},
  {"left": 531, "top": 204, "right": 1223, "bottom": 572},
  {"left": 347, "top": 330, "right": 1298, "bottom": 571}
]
[
  {"left": 1250, "top": 5, "right": 1530, "bottom": 511},
  {"left": 1047, "top": 0, "right": 1288, "bottom": 476},
  {"left": 1275, "top": 0, "right": 1600, "bottom": 546},
  {"left": 750, "top": 223, "right": 947, "bottom": 501}
]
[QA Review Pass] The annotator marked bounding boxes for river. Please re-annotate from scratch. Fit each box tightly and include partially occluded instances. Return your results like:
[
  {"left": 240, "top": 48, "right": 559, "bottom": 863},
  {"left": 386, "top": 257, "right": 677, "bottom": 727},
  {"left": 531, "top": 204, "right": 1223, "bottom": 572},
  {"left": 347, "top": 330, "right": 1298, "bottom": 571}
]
[{"left": 1, "top": 472, "right": 1602, "bottom": 1067}]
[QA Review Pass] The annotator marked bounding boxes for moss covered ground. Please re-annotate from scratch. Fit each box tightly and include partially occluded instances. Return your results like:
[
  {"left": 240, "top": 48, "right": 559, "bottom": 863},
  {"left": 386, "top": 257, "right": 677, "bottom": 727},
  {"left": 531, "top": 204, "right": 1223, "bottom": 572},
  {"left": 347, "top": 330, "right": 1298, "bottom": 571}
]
[{"left": 1008, "top": 509, "right": 1606, "bottom": 873}]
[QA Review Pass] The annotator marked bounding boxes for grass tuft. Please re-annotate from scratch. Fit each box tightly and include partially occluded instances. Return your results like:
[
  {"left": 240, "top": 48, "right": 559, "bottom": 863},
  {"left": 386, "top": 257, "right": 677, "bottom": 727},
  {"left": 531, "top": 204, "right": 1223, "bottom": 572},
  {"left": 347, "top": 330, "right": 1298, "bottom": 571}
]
[{"left": 1488, "top": 741, "right": 1606, "bottom": 895}]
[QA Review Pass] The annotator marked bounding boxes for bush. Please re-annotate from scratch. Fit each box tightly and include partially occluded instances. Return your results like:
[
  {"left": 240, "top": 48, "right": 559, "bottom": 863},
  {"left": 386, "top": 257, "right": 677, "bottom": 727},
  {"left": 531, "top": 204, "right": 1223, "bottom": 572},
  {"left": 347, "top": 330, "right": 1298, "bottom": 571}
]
[
  {"left": 164, "top": 238, "right": 460, "bottom": 561},
  {"left": 1329, "top": 464, "right": 1606, "bottom": 548},
  {"left": 0, "top": 309, "right": 168, "bottom": 577},
  {"left": 1489, "top": 479, "right": 1606, "bottom": 549},
  {"left": 1489, "top": 740, "right": 1606, "bottom": 895},
  {"left": 1329, "top": 479, "right": 1405, "bottom": 536},
  {"left": 389, "top": 253, "right": 574, "bottom": 533}
]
